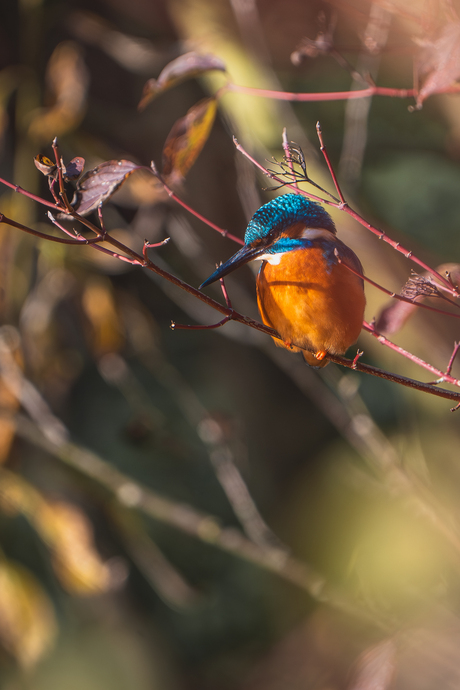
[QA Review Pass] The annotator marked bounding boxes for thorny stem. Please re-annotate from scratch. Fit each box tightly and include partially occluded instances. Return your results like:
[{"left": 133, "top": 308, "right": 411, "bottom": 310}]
[
  {"left": 224, "top": 83, "right": 416, "bottom": 101},
  {"left": 1, "top": 212, "right": 103, "bottom": 246},
  {"left": 3, "top": 142, "right": 460, "bottom": 404},
  {"left": 363, "top": 321, "right": 460, "bottom": 387},
  {"left": 334, "top": 249, "right": 460, "bottom": 321},
  {"left": 234, "top": 136, "right": 459, "bottom": 296},
  {"left": 316, "top": 122, "right": 346, "bottom": 204},
  {"left": 171, "top": 316, "right": 232, "bottom": 330},
  {"left": 219, "top": 276, "right": 232, "bottom": 309},
  {"left": 447, "top": 341, "right": 460, "bottom": 376},
  {"left": 282, "top": 128, "right": 300, "bottom": 192},
  {"left": 52, "top": 137, "right": 73, "bottom": 213},
  {"left": 222, "top": 82, "right": 460, "bottom": 102},
  {"left": 150, "top": 164, "right": 244, "bottom": 246}
]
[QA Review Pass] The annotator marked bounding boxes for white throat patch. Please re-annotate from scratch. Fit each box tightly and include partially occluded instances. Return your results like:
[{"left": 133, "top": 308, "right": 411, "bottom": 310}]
[
  {"left": 256, "top": 252, "right": 284, "bottom": 265},
  {"left": 255, "top": 227, "right": 333, "bottom": 265}
]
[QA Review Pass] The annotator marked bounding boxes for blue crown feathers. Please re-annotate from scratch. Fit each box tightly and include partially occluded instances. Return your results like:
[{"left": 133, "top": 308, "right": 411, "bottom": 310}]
[{"left": 244, "top": 194, "right": 336, "bottom": 245}]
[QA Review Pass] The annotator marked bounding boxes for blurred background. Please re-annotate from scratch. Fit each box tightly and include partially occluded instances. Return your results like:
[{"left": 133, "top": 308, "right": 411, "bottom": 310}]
[{"left": 1, "top": 0, "right": 460, "bottom": 688}]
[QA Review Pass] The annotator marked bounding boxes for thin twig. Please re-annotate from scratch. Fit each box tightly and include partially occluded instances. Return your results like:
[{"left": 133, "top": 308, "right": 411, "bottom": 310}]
[
  {"left": 0, "top": 212, "right": 103, "bottom": 245},
  {"left": 334, "top": 249, "right": 460, "bottom": 321},
  {"left": 233, "top": 137, "right": 459, "bottom": 296},
  {"left": 4, "top": 146, "right": 460, "bottom": 402},
  {"left": 317, "top": 121, "right": 346, "bottom": 204},
  {"left": 282, "top": 128, "right": 300, "bottom": 192},
  {"left": 150, "top": 164, "right": 244, "bottom": 246}
]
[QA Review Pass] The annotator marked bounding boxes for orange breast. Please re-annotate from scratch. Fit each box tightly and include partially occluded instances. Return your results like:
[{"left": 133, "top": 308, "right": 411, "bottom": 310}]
[{"left": 256, "top": 244, "right": 366, "bottom": 367}]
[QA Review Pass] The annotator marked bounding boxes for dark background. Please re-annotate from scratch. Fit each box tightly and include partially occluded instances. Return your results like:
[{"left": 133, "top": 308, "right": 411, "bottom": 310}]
[{"left": 1, "top": 1, "right": 460, "bottom": 688}]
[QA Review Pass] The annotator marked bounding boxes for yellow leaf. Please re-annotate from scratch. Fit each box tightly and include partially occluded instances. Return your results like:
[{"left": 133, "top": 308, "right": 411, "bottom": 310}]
[
  {"left": 81, "top": 278, "right": 124, "bottom": 356},
  {"left": 0, "top": 560, "right": 57, "bottom": 667},
  {"left": 37, "top": 501, "right": 111, "bottom": 596},
  {"left": 0, "top": 471, "right": 110, "bottom": 596},
  {"left": 28, "top": 41, "right": 89, "bottom": 142},
  {"left": 162, "top": 97, "right": 217, "bottom": 184}
]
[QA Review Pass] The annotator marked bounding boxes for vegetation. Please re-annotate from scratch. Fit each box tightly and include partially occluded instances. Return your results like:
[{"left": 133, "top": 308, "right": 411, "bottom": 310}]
[{"left": 1, "top": 0, "right": 460, "bottom": 687}]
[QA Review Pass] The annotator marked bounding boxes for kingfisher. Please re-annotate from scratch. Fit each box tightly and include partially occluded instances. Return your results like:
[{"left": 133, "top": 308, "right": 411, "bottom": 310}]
[{"left": 199, "top": 194, "right": 365, "bottom": 367}]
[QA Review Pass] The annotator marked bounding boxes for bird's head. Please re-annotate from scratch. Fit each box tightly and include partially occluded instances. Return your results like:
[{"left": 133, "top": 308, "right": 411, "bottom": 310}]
[{"left": 200, "top": 194, "right": 336, "bottom": 288}]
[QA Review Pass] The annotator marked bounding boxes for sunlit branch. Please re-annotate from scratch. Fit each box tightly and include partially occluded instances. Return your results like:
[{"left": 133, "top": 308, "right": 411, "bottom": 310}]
[{"left": 149, "top": 163, "right": 244, "bottom": 246}]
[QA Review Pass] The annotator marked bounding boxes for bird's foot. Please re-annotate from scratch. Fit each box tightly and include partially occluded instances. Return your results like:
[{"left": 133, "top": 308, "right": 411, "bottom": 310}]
[
  {"left": 314, "top": 349, "right": 327, "bottom": 362},
  {"left": 284, "top": 340, "right": 294, "bottom": 350}
]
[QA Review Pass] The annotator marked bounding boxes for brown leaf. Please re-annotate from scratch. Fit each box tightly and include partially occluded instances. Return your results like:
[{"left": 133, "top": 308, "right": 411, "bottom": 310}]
[
  {"left": 138, "top": 52, "right": 226, "bottom": 110},
  {"left": 415, "top": 22, "right": 460, "bottom": 106},
  {"left": 347, "top": 639, "right": 397, "bottom": 690},
  {"left": 70, "top": 159, "right": 140, "bottom": 216},
  {"left": 28, "top": 41, "right": 89, "bottom": 141},
  {"left": 162, "top": 97, "right": 217, "bottom": 184},
  {"left": 34, "top": 154, "right": 57, "bottom": 178},
  {"left": 375, "top": 299, "right": 419, "bottom": 335},
  {"left": 63, "top": 156, "right": 85, "bottom": 180}
]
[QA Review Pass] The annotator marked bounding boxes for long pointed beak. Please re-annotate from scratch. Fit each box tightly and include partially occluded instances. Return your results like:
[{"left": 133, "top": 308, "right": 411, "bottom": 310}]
[{"left": 199, "top": 243, "right": 266, "bottom": 289}]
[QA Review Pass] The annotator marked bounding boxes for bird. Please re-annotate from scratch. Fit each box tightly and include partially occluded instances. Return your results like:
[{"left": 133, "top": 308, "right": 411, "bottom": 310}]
[{"left": 199, "top": 194, "right": 365, "bottom": 367}]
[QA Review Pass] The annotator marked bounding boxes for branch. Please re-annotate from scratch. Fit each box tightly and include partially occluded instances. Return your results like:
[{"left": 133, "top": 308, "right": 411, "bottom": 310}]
[
  {"left": 150, "top": 164, "right": 244, "bottom": 246},
  {"left": 6, "top": 408, "right": 383, "bottom": 625},
  {"left": 0, "top": 212, "right": 104, "bottom": 246},
  {"left": 234, "top": 134, "right": 458, "bottom": 296},
  {"left": 224, "top": 82, "right": 417, "bottom": 101},
  {"left": 3, "top": 143, "right": 460, "bottom": 403},
  {"left": 223, "top": 82, "right": 460, "bottom": 103}
]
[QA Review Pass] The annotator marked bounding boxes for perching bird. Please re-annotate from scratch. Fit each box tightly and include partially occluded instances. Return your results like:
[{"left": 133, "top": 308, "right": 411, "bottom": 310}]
[{"left": 200, "top": 194, "right": 365, "bottom": 367}]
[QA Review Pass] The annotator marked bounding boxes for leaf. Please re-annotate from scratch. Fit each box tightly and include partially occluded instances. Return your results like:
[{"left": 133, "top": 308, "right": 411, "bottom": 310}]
[
  {"left": 0, "top": 470, "right": 111, "bottom": 596},
  {"left": 347, "top": 639, "right": 396, "bottom": 690},
  {"left": 0, "top": 560, "right": 57, "bottom": 667},
  {"left": 375, "top": 299, "right": 419, "bottom": 336},
  {"left": 70, "top": 159, "right": 140, "bottom": 216},
  {"left": 162, "top": 97, "right": 217, "bottom": 184},
  {"left": 415, "top": 22, "right": 460, "bottom": 106},
  {"left": 81, "top": 277, "right": 124, "bottom": 355},
  {"left": 63, "top": 156, "right": 85, "bottom": 180},
  {"left": 28, "top": 41, "right": 89, "bottom": 141},
  {"left": 138, "top": 52, "right": 226, "bottom": 110},
  {"left": 34, "top": 154, "right": 57, "bottom": 178},
  {"left": 375, "top": 263, "right": 460, "bottom": 335},
  {"left": 37, "top": 501, "right": 111, "bottom": 596}
]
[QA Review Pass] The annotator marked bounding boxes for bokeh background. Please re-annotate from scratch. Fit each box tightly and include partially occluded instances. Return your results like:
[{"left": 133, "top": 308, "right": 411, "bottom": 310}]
[{"left": 1, "top": 0, "right": 460, "bottom": 688}]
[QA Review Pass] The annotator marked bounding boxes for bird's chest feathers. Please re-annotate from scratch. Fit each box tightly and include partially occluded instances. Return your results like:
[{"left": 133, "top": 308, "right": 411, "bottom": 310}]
[{"left": 255, "top": 238, "right": 365, "bottom": 353}]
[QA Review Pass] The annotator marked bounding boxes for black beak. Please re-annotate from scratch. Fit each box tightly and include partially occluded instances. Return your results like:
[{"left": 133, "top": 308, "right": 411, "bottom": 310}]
[{"left": 199, "top": 243, "right": 267, "bottom": 289}]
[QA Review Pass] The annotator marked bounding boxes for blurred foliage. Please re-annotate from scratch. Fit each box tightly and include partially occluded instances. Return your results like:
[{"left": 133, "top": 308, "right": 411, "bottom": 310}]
[{"left": 1, "top": 0, "right": 460, "bottom": 689}]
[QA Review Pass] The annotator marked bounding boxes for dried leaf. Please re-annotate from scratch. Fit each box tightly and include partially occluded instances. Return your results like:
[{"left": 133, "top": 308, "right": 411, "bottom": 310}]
[
  {"left": 347, "top": 639, "right": 396, "bottom": 690},
  {"left": 138, "top": 52, "right": 226, "bottom": 110},
  {"left": 0, "top": 346, "right": 20, "bottom": 465},
  {"left": 415, "top": 22, "right": 460, "bottom": 106},
  {"left": 375, "top": 263, "right": 460, "bottom": 334},
  {"left": 28, "top": 41, "right": 89, "bottom": 141},
  {"left": 81, "top": 277, "right": 124, "bottom": 355},
  {"left": 63, "top": 155, "right": 85, "bottom": 180},
  {"left": 162, "top": 97, "right": 217, "bottom": 184},
  {"left": 70, "top": 159, "right": 140, "bottom": 216},
  {"left": 34, "top": 154, "right": 57, "bottom": 178},
  {"left": 375, "top": 299, "right": 419, "bottom": 335},
  {"left": 0, "top": 470, "right": 110, "bottom": 596},
  {"left": 37, "top": 501, "right": 111, "bottom": 596},
  {"left": 0, "top": 560, "right": 57, "bottom": 667}
]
